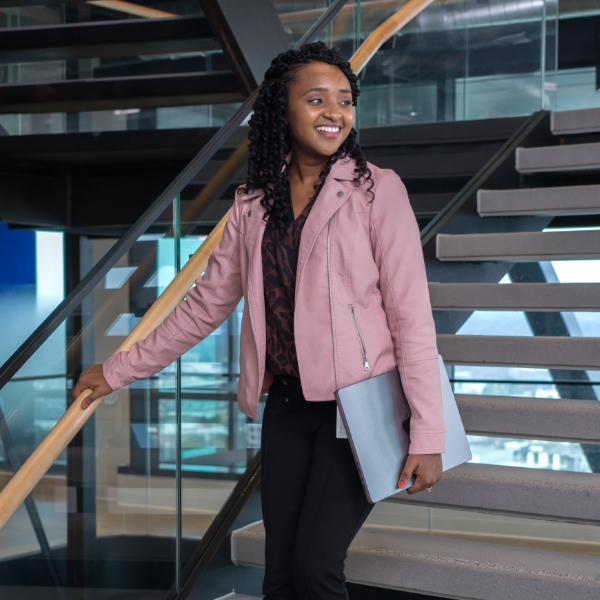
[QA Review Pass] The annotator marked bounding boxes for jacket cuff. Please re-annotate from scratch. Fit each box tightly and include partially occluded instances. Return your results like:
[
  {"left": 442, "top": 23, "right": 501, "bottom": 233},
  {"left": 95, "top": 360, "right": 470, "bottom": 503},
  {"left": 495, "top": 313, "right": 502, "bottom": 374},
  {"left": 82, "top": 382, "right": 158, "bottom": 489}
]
[
  {"left": 408, "top": 430, "right": 446, "bottom": 455},
  {"left": 102, "top": 352, "right": 134, "bottom": 392}
]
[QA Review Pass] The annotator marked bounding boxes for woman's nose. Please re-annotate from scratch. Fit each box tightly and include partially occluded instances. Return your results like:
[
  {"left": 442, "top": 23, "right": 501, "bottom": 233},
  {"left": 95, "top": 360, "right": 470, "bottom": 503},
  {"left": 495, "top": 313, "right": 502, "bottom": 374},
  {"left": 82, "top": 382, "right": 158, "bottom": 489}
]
[{"left": 322, "top": 102, "right": 342, "bottom": 121}]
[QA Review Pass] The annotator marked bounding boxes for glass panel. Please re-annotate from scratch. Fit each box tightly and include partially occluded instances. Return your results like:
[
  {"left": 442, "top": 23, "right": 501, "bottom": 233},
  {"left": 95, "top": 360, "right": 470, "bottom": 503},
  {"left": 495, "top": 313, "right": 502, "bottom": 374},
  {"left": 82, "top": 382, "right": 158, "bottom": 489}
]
[
  {"left": 0, "top": 204, "right": 184, "bottom": 595},
  {"left": 324, "top": 0, "right": 561, "bottom": 127},
  {"left": 175, "top": 150, "right": 261, "bottom": 593}
]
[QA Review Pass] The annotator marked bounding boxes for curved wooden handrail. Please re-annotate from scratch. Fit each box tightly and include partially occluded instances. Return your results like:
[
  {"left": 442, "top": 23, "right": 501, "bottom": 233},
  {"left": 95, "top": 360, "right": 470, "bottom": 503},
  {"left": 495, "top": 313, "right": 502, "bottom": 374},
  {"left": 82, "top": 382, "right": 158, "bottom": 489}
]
[
  {"left": 0, "top": 0, "right": 436, "bottom": 530},
  {"left": 87, "top": 0, "right": 431, "bottom": 25}
]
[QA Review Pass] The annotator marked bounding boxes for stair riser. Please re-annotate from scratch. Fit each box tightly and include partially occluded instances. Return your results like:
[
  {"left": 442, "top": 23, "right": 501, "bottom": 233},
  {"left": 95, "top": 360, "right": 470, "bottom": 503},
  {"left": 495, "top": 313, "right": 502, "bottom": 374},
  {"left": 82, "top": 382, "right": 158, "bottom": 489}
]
[{"left": 232, "top": 523, "right": 600, "bottom": 600}]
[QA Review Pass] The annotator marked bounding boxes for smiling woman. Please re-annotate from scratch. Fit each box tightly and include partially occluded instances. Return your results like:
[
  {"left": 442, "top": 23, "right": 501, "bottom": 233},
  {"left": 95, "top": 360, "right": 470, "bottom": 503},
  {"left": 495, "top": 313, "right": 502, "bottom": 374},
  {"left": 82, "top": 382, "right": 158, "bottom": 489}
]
[
  {"left": 240, "top": 42, "right": 373, "bottom": 238},
  {"left": 75, "top": 41, "right": 445, "bottom": 600}
]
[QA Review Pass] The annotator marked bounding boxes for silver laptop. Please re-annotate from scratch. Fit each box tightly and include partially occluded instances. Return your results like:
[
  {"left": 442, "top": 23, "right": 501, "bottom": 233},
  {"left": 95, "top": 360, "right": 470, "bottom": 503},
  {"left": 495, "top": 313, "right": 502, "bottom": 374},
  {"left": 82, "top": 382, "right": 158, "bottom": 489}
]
[{"left": 335, "top": 355, "right": 472, "bottom": 503}]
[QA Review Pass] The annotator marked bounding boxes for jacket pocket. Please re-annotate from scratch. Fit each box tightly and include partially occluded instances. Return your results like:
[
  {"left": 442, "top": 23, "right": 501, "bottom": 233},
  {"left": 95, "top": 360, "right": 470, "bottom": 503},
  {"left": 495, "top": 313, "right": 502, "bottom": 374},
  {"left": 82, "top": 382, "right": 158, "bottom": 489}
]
[{"left": 348, "top": 304, "right": 370, "bottom": 371}]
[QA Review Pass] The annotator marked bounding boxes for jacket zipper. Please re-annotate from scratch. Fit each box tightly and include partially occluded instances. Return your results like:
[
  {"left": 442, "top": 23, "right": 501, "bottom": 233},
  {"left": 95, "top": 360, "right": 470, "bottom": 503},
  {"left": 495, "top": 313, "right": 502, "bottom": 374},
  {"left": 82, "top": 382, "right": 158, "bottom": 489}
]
[
  {"left": 327, "top": 219, "right": 340, "bottom": 390},
  {"left": 243, "top": 213, "right": 261, "bottom": 414},
  {"left": 348, "top": 304, "right": 370, "bottom": 371}
]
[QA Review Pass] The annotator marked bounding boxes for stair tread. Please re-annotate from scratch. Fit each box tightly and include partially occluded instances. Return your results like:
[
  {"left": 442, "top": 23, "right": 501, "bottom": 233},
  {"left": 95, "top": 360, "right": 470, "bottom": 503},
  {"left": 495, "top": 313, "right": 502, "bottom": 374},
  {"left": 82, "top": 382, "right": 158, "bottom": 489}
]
[
  {"left": 477, "top": 184, "right": 600, "bottom": 217},
  {"left": 429, "top": 282, "right": 600, "bottom": 310},
  {"left": 437, "top": 333, "right": 600, "bottom": 370},
  {"left": 436, "top": 229, "right": 600, "bottom": 262},
  {"left": 0, "top": 71, "right": 244, "bottom": 114},
  {"left": 390, "top": 462, "right": 600, "bottom": 523},
  {"left": 516, "top": 142, "right": 600, "bottom": 173},
  {"left": 457, "top": 394, "right": 600, "bottom": 442},
  {"left": 232, "top": 522, "right": 600, "bottom": 599},
  {"left": 552, "top": 108, "right": 600, "bottom": 135},
  {"left": 0, "top": 15, "right": 217, "bottom": 64}
]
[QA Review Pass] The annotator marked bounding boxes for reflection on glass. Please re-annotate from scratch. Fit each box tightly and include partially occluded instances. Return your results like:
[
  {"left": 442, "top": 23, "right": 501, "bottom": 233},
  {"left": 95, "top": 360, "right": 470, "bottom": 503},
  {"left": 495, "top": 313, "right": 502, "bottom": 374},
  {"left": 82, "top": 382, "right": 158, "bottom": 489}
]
[{"left": 468, "top": 436, "right": 592, "bottom": 473}]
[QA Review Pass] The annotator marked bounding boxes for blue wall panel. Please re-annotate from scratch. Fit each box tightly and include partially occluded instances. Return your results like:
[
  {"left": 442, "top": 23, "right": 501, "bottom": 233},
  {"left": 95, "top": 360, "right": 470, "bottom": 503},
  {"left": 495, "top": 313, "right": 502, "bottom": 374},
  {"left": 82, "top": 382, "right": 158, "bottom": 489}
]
[{"left": 0, "top": 223, "right": 35, "bottom": 285}]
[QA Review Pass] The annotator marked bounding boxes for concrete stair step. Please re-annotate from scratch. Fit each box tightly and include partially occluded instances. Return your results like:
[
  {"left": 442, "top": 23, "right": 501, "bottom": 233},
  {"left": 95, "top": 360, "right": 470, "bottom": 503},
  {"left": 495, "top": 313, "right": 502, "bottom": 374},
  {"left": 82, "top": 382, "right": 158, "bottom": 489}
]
[
  {"left": 231, "top": 521, "right": 600, "bottom": 599},
  {"left": 477, "top": 184, "right": 600, "bottom": 217},
  {"left": 551, "top": 108, "right": 600, "bottom": 135},
  {"left": 390, "top": 463, "right": 600, "bottom": 525},
  {"left": 429, "top": 282, "right": 600, "bottom": 311},
  {"left": 516, "top": 142, "right": 600, "bottom": 173},
  {"left": 436, "top": 229, "right": 600, "bottom": 262},
  {"left": 457, "top": 394, "right": 600, "bottom": 443},
  {"left": 437, "top": 333, "right": 600, "bottom": 370}
]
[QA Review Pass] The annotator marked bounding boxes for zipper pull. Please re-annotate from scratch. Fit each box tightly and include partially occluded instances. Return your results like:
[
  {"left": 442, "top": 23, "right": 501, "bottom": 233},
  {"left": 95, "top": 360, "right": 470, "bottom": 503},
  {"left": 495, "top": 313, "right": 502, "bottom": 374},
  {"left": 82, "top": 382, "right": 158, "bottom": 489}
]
[{"left": 363, "top": 356, "right": 370, "bottom": 370}]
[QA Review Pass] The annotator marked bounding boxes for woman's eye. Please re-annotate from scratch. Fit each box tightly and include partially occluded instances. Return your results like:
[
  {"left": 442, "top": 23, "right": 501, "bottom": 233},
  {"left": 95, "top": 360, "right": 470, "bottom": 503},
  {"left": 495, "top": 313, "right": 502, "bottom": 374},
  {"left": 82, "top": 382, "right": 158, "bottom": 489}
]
[
  {"left": 340, "top": 100, "right": 352, "bottom": 106},
  {"left": 309, "top": 98, "right": 322, "bottom": 105}
]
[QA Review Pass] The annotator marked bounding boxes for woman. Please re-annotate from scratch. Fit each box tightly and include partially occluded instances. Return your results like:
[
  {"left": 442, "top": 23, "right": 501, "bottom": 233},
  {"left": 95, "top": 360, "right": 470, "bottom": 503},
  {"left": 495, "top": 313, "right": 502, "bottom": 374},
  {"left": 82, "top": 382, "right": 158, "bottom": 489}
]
[{"left": 74, "top": 42, "right": 444, "bottom": 599}]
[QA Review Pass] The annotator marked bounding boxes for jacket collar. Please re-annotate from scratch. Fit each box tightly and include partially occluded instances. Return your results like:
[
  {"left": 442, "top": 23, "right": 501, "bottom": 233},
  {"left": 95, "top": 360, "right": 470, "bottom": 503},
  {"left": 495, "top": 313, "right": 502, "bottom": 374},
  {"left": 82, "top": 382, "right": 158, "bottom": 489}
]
[
  {"left": 238, "top": 152, "right": 357, "bottom": 199},
  {"left": 240, "top": 152, "right": 357, "bottom": 279}
]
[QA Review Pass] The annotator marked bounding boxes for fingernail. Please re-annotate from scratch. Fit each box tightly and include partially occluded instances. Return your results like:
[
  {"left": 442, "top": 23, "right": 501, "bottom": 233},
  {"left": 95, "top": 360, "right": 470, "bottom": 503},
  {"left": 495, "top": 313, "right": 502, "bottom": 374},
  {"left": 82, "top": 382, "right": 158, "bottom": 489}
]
[
  {"left": 82, "top": 402, "right": 88, "bottom": 409},
  {"left": 399, "top": 481, "right": 405, "bottom": 488}
]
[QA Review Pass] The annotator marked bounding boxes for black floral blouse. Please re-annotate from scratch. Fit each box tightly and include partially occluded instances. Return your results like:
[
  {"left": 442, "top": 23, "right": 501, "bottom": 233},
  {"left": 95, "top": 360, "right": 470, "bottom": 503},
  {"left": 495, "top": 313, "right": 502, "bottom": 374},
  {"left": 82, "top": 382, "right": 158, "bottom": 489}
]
[{"left": 261, "top": 194, "right": 318, "bottom": 378}]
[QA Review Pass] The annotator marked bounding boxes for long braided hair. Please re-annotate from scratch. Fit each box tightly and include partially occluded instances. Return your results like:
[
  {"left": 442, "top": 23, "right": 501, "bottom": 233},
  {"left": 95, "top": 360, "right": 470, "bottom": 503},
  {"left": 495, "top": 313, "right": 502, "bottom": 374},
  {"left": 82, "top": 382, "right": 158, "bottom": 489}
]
[{"left": 239, "top": 42, "right": 373, "bottom": 236}]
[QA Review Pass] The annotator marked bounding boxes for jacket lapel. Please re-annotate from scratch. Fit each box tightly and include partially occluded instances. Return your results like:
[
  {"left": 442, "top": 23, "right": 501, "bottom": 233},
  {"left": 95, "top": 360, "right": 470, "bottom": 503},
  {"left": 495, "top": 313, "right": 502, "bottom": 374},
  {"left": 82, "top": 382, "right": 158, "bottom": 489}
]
[
  {"left": 240, "top": 190, "right": 266, "bottom": 255},
  {"left": 242, "top": 156, "right": 357, "bottom": 300},
  {"left": 296, "top": 157, "right": 357, "bottom": 284}
]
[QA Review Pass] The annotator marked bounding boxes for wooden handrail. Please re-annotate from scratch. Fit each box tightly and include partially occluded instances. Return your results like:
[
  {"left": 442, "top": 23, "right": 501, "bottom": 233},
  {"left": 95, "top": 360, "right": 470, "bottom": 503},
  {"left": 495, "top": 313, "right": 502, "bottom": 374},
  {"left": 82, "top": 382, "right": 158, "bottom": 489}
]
[
  {"left": 86, "top": 0, "right": 429, "bottom": 25},
  {"left": 0, "top": 0, "right": 436, "bottom": 530}
]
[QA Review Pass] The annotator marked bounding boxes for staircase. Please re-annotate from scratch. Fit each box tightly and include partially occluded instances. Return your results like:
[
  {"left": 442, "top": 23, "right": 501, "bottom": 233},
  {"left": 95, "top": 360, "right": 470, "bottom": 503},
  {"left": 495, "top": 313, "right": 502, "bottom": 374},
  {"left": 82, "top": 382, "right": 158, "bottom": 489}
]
[
  {"left": 0, "top": 0, "right": 289, "bottom": 232},
  {"left": 220, "top": 107, "right": 600, "bottom": 599}
]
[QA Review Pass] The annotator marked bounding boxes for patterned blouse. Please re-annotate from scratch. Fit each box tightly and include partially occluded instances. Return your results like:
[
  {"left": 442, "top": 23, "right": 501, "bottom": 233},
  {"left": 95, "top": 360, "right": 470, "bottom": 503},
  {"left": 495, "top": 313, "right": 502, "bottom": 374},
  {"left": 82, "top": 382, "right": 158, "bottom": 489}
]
[{"left": 261, "top": 194, "right": 318, "bottom": 378}]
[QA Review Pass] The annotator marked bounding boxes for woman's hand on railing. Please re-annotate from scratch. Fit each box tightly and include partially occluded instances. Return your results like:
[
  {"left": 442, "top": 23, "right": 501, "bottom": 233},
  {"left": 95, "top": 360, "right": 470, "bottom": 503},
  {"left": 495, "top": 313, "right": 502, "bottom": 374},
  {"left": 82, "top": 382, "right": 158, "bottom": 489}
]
[
  {"left": 72, "top": 364, "right": 113, "bottom": 409},
  {"left": 398, "top": 454, "right": 443, "bottom": 494}
]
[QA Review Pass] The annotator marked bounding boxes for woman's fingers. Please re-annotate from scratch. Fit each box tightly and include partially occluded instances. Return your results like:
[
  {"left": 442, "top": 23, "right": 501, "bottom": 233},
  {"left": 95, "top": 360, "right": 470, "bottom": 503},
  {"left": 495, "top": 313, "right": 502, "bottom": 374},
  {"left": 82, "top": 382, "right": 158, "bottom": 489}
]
[
  {"left": 400, "top": 454, "right": 443, "bottom": 495},
  {"left": 398, "top": 454, "right": 418, "bottom": 490},
  {"left": 72, "top": 364, "right": 113, "bottom": 409}
]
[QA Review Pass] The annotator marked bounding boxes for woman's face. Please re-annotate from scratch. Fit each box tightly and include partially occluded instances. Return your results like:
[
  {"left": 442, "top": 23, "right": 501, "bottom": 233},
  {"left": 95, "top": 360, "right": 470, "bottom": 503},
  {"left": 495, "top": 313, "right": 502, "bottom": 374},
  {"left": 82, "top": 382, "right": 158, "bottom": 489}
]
[{"left": 285, "top": 61, "right": 354, "bottom": 160}]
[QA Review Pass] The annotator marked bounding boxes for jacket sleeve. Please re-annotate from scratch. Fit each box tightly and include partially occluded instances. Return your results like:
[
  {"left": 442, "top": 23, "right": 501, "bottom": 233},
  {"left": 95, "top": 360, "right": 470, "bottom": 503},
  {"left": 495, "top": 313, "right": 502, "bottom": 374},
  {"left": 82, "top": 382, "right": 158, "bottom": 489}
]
[
  {"left": 102, "top": 197, "right": 244, "bottom": 391},
  {"left": 369, "top": 171, "right": 445, "bottom": 454}
]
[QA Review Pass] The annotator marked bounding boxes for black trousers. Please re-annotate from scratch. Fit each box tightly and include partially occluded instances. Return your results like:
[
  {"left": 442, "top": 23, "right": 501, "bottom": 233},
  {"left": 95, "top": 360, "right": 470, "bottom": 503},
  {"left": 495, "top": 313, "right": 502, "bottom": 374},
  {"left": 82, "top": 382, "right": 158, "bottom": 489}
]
[{"left": 260, "top": 375, "right": 373, "bottom": 599}]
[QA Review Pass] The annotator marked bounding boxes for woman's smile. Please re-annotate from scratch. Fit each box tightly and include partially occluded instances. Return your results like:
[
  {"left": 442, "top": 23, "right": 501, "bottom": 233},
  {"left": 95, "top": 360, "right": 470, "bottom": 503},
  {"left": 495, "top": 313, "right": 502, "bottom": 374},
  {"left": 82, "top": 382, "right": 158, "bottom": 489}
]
[{"left": 315, "top": 124, "right": 342, "bottom": 138}]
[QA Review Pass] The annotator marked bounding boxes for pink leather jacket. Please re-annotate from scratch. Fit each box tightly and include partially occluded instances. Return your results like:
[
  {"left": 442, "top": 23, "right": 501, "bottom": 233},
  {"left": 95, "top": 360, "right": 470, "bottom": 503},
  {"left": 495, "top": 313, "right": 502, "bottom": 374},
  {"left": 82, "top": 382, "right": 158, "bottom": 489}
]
[{"left": 103, "top": 156, "right": 445, "bottom": 454}]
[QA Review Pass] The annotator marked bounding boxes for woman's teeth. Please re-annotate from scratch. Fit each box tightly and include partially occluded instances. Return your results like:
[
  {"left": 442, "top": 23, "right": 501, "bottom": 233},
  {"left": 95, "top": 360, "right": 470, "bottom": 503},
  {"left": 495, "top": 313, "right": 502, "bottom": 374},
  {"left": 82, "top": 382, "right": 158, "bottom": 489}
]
[{"left": 316, "top": 126, "right": 340, "bottom": 133}]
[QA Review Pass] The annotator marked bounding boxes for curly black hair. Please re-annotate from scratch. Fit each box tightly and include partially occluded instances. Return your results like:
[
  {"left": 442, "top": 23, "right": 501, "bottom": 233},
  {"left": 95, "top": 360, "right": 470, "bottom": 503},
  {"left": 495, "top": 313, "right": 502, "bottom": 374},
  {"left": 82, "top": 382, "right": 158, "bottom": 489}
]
[{"left": 239, "top": 41, "right": 373, "bottom": 236}]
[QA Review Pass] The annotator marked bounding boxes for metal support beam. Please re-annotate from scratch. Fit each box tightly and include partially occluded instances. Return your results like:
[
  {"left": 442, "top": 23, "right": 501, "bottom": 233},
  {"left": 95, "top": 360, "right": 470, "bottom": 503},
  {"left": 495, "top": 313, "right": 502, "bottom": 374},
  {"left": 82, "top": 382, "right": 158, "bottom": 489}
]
[{"left": 199, "top": 0, "right": 290, "bottom": 94}]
